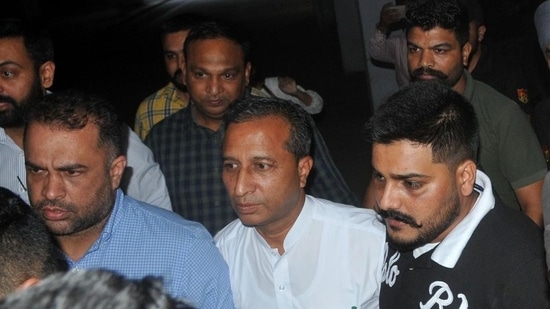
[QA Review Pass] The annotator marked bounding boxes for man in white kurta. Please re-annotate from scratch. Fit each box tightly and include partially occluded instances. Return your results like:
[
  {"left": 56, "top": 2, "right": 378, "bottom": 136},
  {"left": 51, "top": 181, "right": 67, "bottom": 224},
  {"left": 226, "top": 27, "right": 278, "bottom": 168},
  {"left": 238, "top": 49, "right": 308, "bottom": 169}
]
[
  {"left": 216, "top": 196, "right": 385, "bottom": 309},
  {"left": 214, "top": 96, "right": 386, "bottom": 309}
]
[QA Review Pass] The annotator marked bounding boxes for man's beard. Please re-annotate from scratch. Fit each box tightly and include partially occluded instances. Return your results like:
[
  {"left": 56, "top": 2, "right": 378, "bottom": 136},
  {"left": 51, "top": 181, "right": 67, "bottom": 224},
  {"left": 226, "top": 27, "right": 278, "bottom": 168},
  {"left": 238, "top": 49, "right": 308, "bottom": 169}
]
[
  {"left": 378, "top": 189, "right": 461, "bottom": 252},
  {"left": 170, "top": 68, "right": 187, "bottom": 92},
  {"left": 32, "top": 179, "right": 115, "bottom": 237},
  {"left": 0, "top": 76, "right": 44, "bottom": 128}
]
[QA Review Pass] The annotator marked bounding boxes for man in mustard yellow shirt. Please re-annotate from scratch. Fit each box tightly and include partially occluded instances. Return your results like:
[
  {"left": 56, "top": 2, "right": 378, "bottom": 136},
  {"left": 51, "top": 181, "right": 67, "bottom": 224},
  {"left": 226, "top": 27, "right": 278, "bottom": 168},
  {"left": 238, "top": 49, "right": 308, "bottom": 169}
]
[{"left": 134, "top": 14, "right": 205, "bottom": 140}]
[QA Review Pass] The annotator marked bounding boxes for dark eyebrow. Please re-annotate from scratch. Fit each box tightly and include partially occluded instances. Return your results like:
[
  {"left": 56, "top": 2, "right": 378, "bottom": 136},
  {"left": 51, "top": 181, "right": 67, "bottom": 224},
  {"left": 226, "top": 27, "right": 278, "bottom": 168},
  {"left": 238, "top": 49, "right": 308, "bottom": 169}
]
[
  {"left": 0, "top": 60, "right": 23, "bottom": 68},
  {"left": 25, "top": 161, "right": 87, "bottom": 171},
  {"left": 25, "top": 161, "right": 43, "bottom": 170},
  {"left": 391, "top": 173, "right": 429, "bottom": 180},
  {"left": 372, "top": 168, "right": 429, "bottom": 180},
  {"left": 55, "top": 164, "right": 88, "bottom": 172},
  {"left": 431, "top": 43, "right": 453, "bottom": 49}
]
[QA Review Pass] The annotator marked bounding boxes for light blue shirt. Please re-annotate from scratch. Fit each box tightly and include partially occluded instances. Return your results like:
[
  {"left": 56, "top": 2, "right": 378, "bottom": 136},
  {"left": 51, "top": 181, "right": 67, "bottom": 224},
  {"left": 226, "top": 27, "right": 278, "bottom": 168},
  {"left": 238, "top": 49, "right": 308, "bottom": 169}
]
[{"left": 64, "top": 189, "right": 234, "bottom": 309}]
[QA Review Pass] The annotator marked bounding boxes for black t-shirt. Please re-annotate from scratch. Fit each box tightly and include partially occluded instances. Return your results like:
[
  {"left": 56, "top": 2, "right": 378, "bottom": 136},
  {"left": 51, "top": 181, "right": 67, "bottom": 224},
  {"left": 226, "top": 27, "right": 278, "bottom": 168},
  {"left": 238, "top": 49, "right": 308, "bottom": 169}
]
[{"left": 380, "top": 201, "right": 549, "bottom": 308}]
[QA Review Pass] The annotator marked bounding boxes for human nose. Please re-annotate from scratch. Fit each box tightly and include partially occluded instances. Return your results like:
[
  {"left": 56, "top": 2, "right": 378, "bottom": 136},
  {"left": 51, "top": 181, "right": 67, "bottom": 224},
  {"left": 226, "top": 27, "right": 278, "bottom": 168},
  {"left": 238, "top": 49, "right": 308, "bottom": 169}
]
[
  {"left": 418, "top": 50, "right": 434, "bottom": 69},
  {"left": 377, "top": 182, "right": 400, "bottom": 211},
  {"left": 177, "top": 54, "right": 185, "bottom": 70},
  {"left": 41, "top": 173, "right": 66, "bottom": 201},
  {"left": 206, "top": 77, "right": 223, "bottom": 96},
  {"left": 233, "top": 168, "right": 255, "bottom": 197}
]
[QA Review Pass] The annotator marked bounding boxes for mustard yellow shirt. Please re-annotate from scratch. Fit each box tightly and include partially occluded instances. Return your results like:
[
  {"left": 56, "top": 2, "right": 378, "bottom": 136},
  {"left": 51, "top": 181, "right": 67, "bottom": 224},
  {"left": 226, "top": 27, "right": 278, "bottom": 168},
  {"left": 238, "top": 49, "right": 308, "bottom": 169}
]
[{"left": 134, "top": 82, "right": 188, "bottom": 140}]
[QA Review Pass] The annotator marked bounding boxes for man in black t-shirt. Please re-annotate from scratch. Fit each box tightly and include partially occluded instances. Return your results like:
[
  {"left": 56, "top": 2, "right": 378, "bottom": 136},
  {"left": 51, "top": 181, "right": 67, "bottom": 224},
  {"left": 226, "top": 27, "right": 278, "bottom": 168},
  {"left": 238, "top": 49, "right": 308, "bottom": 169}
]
[{"left": 366, "top": 79, "right": 550, "bottom": 308}]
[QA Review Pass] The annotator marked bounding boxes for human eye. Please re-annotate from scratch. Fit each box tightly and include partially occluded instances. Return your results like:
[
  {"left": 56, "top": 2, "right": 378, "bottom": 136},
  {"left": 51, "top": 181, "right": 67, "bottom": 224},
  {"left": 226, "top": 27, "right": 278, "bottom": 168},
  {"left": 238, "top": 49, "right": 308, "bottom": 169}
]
[
  {"left": 407, "top": 45, "right": 419, "bottom": 53},
  {"left": 223, "top": 161, "right": 239, "bottom": 171},
  {"left": 26, "top": 166, "right": 44, "bottom": 174},
  {"left": 372, "top": 171, "right": 385, "bottom": 182},
  {"left": 434, "top": 48, "right": 448, "bottom": 54},
  {"left": 1, "top": 70, "right": 15, "bottom": 78},
  {"left": 404, "top": 180, "right": 422, "bottom": 190},
  {"left": 164, "top": 52, "right": 176, "bottom": 60},
  {"left": 193, "top": 71, "right": 206, "bottom": 79},
  {"left": 223, "top": 72, "right": 236, "bottom": 79},
  {"left": 254, "top": 162, "right": 273, "bottom": 171},
  {"left": 65, "top": 170, "right": 82, "bottom": 177}
]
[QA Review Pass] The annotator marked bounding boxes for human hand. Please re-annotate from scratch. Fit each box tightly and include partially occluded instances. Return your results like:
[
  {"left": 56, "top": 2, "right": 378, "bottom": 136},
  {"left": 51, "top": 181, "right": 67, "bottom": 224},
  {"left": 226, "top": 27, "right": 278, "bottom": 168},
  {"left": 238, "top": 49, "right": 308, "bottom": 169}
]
[
  {"left": 378, "top": 2, "right": 405, "bottom": 33},
  {"left": 278, "top": 77, "right": 298, "bottom": 95}
]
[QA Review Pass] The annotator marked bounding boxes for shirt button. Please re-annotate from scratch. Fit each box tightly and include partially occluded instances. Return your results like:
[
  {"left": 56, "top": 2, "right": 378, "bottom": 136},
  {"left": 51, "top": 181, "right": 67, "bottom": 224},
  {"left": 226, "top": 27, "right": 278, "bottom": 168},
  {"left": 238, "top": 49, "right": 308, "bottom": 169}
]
[{"left": 278, "top": 285, "right": 285, "bottom": 291}]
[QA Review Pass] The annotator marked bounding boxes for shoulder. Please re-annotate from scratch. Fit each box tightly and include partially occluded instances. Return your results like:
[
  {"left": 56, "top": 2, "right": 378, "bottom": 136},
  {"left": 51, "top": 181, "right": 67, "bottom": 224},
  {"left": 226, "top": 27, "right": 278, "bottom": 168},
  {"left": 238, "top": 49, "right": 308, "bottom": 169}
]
[
  {"left": 136, "top": 85, "right": 171, "bottom": 109},
  {"left": 469, "top": 79, "right": 518, "bottom": 110},
  {"left": 214, "top": 219, "right": 248, "bottom": 245},
  {"left": 146, "top": 107, "right": 192, "bottom": 142},
  {"left": 474, "top": 202, "right": 544, "bottom": 257},
  {"left": 119, "top": 194, "right": 213, "bottom": 241},
  {"left": 126, "top": 127, "right": 154, "bottom": 156},
  {"left": 307, "top": 196, "right": 386, "bottom": 235}
]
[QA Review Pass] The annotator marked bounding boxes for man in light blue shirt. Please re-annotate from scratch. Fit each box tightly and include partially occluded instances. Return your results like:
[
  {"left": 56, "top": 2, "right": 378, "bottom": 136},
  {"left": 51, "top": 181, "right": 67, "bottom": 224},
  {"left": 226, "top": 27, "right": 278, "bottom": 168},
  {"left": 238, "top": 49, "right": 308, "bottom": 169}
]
[{"left": 23, "top": 90, "right": 233, "bottom": 309}]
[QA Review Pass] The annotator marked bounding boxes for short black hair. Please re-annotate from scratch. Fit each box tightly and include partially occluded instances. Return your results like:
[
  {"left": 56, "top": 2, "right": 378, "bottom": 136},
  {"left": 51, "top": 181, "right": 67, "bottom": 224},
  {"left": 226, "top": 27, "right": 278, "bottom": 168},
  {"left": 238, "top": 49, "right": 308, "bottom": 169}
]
[
  {"left": 366, "top": 81, "right": 479, "bottom": 168},
  {"left": 222, "top": 97, "right": 313, "bottom": 159},
  {"left": 184, "top": 20, "right": 250, "bottom": 63},
  {"left": 0, "top": 19, "right": 54, "bottom": 70},
  {"left": 24, "top": 90, "right": 127, "bottom": 161},
  {"left": 406, "top": 0, "right": 470, "bottom": 47},
  {"left": 0, "top": 187, "right": 66, "bottom": 298}
]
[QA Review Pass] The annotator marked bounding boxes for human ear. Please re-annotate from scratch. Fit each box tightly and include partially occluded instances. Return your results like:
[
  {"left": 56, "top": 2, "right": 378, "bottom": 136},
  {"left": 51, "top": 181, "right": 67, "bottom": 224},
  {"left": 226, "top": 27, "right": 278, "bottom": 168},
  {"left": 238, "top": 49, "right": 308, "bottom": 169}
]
[
  {"left": 39, "top": 61, "right": 55, "bottom": 89},
  {"left": 298, "top": 156, "right": 313, "bottom": 188},
  {"left": 244, "top": 62, "right": 252, "bottom": 86},
  {"left": 461, "top": 42, "right": 472, "bottom": 67},
  {"left": 16, "top": 277, "right": 40, "bottom": 291},
  {"left": 110, "top": 155, "right": 127, "bottom": 189},
  {"left": 477, "top": 25, "right": 486, "bottom": 42},
  {"left": 456, "top": 160, "right": 476, "bottom": 197}
]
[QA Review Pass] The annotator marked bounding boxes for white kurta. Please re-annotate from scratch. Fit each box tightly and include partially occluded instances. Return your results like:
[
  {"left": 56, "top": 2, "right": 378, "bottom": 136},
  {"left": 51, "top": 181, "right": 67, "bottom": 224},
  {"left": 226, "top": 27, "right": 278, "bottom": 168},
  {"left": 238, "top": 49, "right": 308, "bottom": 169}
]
[{"left": 215, "top": 195, "right": 386, "bottom": 309}]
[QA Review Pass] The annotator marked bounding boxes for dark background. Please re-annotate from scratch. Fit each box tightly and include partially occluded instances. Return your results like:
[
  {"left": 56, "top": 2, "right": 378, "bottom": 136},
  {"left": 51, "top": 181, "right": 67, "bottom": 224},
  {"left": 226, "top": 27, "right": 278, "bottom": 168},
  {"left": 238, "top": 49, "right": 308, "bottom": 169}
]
[
  {"left": 5, "top": 0, "right": 550, "bottom": 201},
  {"left": 5, "top": 0, "right": 374, "bottom": 199}
]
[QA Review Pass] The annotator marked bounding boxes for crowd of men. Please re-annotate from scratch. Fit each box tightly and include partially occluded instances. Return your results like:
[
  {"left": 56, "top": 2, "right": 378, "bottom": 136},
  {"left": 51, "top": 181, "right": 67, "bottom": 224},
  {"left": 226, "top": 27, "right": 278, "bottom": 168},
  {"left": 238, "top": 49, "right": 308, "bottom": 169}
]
[{"left": 2, "top": 0, "right": 550, "bottom": 308}]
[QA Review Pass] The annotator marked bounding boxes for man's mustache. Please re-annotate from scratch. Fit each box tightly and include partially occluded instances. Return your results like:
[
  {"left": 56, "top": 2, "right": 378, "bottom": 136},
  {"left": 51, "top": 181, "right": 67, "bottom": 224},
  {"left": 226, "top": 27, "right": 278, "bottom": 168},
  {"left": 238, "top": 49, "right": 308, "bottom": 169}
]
[
  {"left": 378, "top": 209, "right": 423, "bottom": 228},
  {"left": 33, "top": 199, "right": 77, "bottom": 213},
  {"left": 0, "top": 95, "right": 17, "bottom": 105},
  {"left": 410, "top": 67, "right": 448, "bottom": 80}
]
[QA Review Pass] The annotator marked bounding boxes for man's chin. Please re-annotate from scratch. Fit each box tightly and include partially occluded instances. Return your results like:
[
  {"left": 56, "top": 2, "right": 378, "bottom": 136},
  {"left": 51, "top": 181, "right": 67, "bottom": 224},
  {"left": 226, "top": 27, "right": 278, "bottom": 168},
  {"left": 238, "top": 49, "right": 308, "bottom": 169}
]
[{"left": 387, "top": 232, "right": 425, "bottom": 252}]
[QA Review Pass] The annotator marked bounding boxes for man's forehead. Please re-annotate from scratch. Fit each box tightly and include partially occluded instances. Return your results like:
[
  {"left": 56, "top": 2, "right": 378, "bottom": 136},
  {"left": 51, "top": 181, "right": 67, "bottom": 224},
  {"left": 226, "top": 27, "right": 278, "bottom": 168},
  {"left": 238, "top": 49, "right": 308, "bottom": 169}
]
[
  {"left": 187, "top": 38, "right": 244, "bottom": 58},
  {"left": 407, "top": 26, "right": 459, "bottom": 42},
  {"left": 0, "top": 37, "right": 31, "bottom": 60}
]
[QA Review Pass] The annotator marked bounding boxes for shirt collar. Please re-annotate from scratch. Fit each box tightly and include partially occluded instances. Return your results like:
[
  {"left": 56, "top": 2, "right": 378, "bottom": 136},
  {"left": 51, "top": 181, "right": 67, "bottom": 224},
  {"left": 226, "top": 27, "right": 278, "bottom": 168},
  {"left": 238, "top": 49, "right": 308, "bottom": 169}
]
[
  {"left": 414, "top": 170, "right": 495, "bottom": 268},
  {"left": 87, "top": 189, "right": 125, "bottom": 251},
  {"left": 282, "top": 195, "right": 311, "bottom": 251},
  {"left": 62, "top": 189, "right": 124, "bottom": 263},
  {"left": 0, "top": 128, "right": 21, "bottom": 149},
  {"left": 252, "top": 194, "right": 310, "bottom": 254},
  {"left": 0, "top": 128, "right": 8, "bottom": 143}
]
